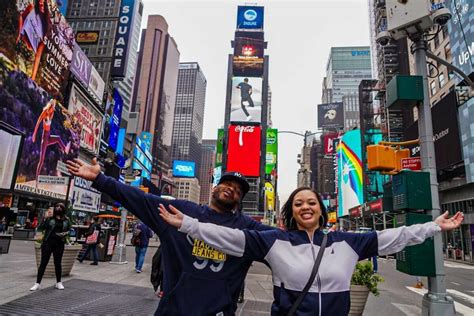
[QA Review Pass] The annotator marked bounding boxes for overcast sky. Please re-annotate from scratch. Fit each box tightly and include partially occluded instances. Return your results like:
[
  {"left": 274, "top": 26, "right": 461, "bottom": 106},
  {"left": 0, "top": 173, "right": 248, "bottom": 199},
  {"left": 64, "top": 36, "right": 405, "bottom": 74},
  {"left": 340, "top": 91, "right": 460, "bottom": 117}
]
[{"left": 141, "top": 0, "right": 371, "bottom": 203}]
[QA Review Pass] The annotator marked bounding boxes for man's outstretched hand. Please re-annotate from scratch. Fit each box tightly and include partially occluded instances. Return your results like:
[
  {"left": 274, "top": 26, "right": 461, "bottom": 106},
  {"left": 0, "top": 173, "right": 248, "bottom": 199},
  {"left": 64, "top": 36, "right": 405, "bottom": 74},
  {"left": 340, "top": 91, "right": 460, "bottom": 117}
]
[
  {"left": 66, "top": 158, "right": 101, "bottom": 181},
  {"left": 434, "top": 211, "right": 464, "bottom": 231},
  {"left": 159, "top": 204, "right": 184, "bottom": 229}
]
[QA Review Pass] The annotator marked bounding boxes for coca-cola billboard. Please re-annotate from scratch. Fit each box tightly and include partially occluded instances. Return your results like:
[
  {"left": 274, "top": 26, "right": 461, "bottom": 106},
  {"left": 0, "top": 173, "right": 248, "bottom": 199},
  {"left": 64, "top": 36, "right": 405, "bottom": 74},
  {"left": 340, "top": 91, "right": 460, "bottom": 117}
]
[
  {"left": 323, "top": 133, "right": 338, "bottom": 156},
  {"left": 226, "top": 124, "right": 261, "bottom": 177}
]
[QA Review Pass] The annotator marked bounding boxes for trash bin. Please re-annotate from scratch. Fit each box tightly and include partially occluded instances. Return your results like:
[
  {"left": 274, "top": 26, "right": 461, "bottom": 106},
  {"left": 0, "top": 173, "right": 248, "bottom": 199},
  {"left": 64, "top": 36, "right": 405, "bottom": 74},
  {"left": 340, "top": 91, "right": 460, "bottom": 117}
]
[{"left": 0, "top": 235, "right": 12, "bottom": 254}]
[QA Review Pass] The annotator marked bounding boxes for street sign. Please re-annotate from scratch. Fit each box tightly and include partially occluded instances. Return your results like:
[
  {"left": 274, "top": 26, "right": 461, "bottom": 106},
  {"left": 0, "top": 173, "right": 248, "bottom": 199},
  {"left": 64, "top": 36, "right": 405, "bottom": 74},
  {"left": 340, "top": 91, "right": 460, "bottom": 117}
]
[
  {"left": 401, "top": 157, "right": 421, "bottom": 171},
  {"left": 37, "top": 176, "right": 69, "bottom": 185}
]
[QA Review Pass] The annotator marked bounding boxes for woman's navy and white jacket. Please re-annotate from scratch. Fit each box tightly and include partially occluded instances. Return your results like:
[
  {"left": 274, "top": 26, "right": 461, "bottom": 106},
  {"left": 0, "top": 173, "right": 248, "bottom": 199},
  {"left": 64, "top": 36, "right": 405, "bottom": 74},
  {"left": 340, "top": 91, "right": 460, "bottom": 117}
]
[{"left": 179, "top": 215, "right": 441, "bottom": 316}]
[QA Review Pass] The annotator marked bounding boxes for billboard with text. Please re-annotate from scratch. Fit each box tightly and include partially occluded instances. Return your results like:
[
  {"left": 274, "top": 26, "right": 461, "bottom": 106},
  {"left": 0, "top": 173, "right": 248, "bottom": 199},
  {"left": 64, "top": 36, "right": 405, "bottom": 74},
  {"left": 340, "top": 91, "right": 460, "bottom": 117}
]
[
  {"left": 173, "top": 160, "right": 196, "bottom": 178},
  {"left": 236, "top": 6, "right": 264, "bottom": 30},
  {"left": 318, "top": 103, "right": 344, "bottom": 128},
  {"left": 0, "top": 0, "right": 74, "bottom": 102},
  {"left": 227, "top": 125, "right": 261, "bottom": 177}
]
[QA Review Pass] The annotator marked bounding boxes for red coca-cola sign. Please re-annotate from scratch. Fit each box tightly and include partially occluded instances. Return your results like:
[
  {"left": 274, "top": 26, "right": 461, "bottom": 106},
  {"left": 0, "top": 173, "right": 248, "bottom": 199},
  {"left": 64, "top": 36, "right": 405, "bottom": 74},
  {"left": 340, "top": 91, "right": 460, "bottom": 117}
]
[{"left": 226, "top": 124, "right": 261, "bottom": 177}]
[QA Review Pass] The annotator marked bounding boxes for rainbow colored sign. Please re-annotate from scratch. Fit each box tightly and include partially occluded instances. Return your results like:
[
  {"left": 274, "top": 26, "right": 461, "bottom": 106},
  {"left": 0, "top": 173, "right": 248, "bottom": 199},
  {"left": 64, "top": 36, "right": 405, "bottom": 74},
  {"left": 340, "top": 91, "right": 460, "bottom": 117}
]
[{"left": 337, "top": 130, "right": 364, "bottom": 217}]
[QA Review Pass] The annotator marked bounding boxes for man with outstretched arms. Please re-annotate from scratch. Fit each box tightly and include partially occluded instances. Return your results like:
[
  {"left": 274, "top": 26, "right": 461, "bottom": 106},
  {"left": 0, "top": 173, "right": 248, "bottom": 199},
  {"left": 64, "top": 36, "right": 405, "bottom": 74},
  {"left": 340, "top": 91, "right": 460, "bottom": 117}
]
[{"left": 66, "top": 158, "right": 273, "bottom": 315}]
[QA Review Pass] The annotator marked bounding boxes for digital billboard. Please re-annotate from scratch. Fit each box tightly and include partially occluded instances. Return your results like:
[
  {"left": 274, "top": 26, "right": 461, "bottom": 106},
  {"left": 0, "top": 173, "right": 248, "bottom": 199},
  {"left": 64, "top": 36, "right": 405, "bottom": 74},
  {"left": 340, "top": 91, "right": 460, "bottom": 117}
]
[
  {"left": 232, "top": 37, "right": 264, "bottom": 77},
  {"left": 323, "top": 133, "right": 339, "bottom": 156},
  {"left": 0, "top": 66, "right": 80, "bottom": 200},
  {"left": 111, "top": 0, "right": 135, "bottom": 78},
  {"left": 173, "top": 160, "right": 196, "bottom": 178},
  {"left": 88, "top": 66, "right": 105, "bottom": 105},
  {"left": 337, "top": 130, "right": 363, "bottom": 217},
  {"left": 265, "top": 128, "right": 278, "bottom": 175},
  {"left": 68, "top": 84, "right": 102, "bottom": 154},
  {"left": 0, "top": 0, "right": 75, "bottom": 103},
  {"left": 446, "top": 0, "right": 473, "bottom": 84},
  {"left": 70, "top": 43, "right": 93, "bottom": 88},
  {"left": 459, "top": 98, "right": 474, "bottom": 183},
  {"left": 226, "top": 125, "right": 261, "bottom": 177},
  {"left": 318, "top": 103, "right": 344, "bottom": 128},
  {"left": 0, "top": 124, "right": 24, "bottom": 190},
  {"left": 108, "top": 89, "right": 124, "bottom": 151},
  {"left": 236, "top": 6, "right": 264, "bottom": 30},
  {"left": 215, "top": 129, "right": 224, "bottom": 168},
  {"left": 231, "top": 77, "right": 262, "bottom": 123}
]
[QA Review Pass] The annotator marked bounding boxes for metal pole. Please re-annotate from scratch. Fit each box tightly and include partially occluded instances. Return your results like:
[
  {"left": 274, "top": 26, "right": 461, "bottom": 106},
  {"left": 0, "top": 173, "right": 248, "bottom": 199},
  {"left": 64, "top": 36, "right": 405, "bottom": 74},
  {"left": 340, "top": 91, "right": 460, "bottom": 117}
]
[
  {"left": 110, "top": 207, "right": 128, "bottom": 264},
  {"left": 411, "top": 35, "right": 455, "bottom": 315}
]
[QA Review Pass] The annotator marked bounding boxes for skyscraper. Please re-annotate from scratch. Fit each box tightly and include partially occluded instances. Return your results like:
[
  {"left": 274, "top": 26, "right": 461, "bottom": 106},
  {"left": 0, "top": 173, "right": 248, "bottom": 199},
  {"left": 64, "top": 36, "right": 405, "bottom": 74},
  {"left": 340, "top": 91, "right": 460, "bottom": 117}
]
[
  {"left": 199, "top": 139, "right": 216, "bottom": 205},
  {"left": 171, "top": 63, "right": 207, "bottom": 182},
  {"left": 134, "top": 15, "right": 180, "bottom": 187}
]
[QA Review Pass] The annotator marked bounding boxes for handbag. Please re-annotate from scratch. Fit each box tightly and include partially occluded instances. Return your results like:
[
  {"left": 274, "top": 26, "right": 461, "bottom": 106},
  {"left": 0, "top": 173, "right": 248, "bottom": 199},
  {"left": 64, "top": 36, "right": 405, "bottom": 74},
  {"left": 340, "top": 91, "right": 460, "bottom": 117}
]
[
  {"left": 85, "top": 230, "right": 99, "bottom": 245},
  {"left": 287, "top": 233, "right": 328, "bottom": 316}
]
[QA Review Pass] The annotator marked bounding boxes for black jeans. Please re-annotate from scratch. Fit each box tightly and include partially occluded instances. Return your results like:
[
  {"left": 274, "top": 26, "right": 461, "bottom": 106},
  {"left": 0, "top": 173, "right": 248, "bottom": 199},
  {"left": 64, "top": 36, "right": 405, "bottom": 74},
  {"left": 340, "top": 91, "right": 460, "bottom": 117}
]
[{"left": 37, "top": 238, "right": 65, "bottom": 283}]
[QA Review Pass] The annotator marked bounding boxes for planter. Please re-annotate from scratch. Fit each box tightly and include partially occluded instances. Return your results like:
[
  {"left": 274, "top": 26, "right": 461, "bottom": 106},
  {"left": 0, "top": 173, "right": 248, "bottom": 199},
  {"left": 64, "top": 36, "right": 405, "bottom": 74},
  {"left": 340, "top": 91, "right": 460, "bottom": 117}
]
[
  {"left": 349, "top": 284, "right": 370, "bottom": 316},
  {"left": 34, "top": 243, "right": 82, "bottom": 278}
]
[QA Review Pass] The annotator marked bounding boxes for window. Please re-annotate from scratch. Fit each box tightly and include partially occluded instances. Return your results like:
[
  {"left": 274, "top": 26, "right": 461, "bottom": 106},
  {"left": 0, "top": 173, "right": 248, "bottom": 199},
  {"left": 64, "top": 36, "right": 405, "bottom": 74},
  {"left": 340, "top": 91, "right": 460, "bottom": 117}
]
[
  {"left": 430, "top": 81, "right": 437, "bottom": 96},
  {"left": 71, "top": 9, "right": 80, "bottom": 16},
  {"left": 98, "top": 48, "right": 106, "bottom": 55},
  {"left": 444, "top": 44, "right": 452, "bottom": 61},
  {"left": 439, "top": 73, "right": 445, "bottom": 88},
  {"left": 442, "top": 25, "right": 449, "bottom": 41},
  {"left": 434, "top": 33, "right": 440, "bottom": 48}
]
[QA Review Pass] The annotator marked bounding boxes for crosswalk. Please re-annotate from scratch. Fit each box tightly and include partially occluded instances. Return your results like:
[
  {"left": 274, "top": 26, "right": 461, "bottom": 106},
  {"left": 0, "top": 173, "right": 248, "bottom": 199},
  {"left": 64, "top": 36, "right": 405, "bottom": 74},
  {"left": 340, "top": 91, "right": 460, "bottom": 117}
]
[{"left": 402, "top": 286, "right": 474, "bottom": 316}]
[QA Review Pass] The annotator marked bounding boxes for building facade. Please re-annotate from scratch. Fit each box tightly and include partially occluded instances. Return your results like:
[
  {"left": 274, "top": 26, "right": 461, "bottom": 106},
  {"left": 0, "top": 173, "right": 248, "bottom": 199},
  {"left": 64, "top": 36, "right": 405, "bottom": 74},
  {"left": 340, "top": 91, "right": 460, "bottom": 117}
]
[
  {"left": 171, "top": 63, "right": 207, "bottom": 182},
  {"left": 199, "top": 139, "right": 216, "bottom": 205},
  {"left": 134, "top": 15, "right": 180, "bottom": 188},
  {"left": 174, "top": 177, "right": 201, "bottom": 204}
]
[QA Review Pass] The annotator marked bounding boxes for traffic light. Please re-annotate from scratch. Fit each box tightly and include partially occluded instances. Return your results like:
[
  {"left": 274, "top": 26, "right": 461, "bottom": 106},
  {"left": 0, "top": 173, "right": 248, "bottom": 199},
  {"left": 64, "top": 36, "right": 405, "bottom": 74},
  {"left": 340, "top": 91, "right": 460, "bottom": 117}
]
[{"left": 367, "top": 145, "right": 396, "bottom": 171}]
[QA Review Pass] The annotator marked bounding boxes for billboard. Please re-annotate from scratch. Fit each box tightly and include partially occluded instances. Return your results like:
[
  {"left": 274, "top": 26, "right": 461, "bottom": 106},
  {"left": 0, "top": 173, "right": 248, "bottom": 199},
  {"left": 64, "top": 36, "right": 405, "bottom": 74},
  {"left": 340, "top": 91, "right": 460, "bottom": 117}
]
[
  {"left": 88, "top": 66, "right": 105, "bottom": 105},
  {"left": 323, "top": 133, "right": 339, "bottom": 156},
  {"left": 265, "top": 128, "right": 278, "bottom": 175},
  {"left": 232, "top": 37, "right": 264, "bottom": 77},
  {"left": 0, "top": 124, "right": 24, "bottom": 190},
  {"left": 215, "top": 129, "right": 224, "bottom": 167},
  {"left": 70, "top": 43, "right": 92, "bottom": 88},
  {"left": 75, "top": 31, "right": 100, "bottom": 45},
  {"left": 173, "top": 160, "right": 196, "bottom": 178},
  {"left": 459, "top": 98, "right": 474, "bottom": 183},
  {"left": 68, "top": 84, "right": 102, "bottom": 154},
  {"left": 318, "top": 103, "right": 344, "bottom": 128},
  {"left": 236, "top": 6, "right": 264, "bottom": 30},
  {"left": 0, "top": 0, "right": 75, "bottom": 102},
  {"left": 70, "top": 176, "right": 101, "bottom": 213},
  {"left": 108, "top": 89, "right": 124, "bottom": 151},
  {"left": 111, "top": 0, "right": 135, "bottom": 78},
  {"left": 227, "top": 125, "right": 261, "bottom": 177},
  {"left": 231, "top": 77, "right": 262, "bottom": 123},
  {"left": 446, "top": 0, "right": 473, "bottom": 84},
  {"left": 0, "top": 66, "right": 80, "bottom": 200},
  {"left": 337, "top": 130, "right": 363, "bottom": 217}
]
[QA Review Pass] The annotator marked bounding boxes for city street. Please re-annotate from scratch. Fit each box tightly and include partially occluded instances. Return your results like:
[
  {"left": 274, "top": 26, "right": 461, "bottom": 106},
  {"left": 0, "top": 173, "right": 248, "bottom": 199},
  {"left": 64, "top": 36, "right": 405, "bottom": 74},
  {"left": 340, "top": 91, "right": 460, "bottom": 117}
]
[{"left": 0, "top": 239, "right": 472, "bottom": 315}]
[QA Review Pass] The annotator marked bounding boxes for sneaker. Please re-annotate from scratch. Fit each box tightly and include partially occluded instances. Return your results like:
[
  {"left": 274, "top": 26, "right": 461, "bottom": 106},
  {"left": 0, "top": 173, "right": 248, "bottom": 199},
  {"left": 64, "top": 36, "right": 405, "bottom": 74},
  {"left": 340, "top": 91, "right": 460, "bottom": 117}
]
[
  {"left": 90, "top": 262, "right": 98, "bottom": 266},
  {"left": 246, "top": 115, "right": 252, "bottom": 122},
  {"left": 76, "top": 258, "right": 83, "bottom": 263},
  {"left": 135, "top": 269, "right": 142, "bottom": 273},
  {"left": 55, "top": 282, "right": 65, "bottom": 290},
  {"left": 30, "top": 283, "right": 41, "bottom": 291}
]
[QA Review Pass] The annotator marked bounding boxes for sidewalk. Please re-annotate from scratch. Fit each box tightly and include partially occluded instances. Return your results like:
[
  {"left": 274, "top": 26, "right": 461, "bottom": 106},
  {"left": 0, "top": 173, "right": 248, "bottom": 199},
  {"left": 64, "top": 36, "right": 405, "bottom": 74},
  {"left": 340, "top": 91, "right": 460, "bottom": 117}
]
[{"left": 0, "top": 239, "right": 274, "bottom": 314}]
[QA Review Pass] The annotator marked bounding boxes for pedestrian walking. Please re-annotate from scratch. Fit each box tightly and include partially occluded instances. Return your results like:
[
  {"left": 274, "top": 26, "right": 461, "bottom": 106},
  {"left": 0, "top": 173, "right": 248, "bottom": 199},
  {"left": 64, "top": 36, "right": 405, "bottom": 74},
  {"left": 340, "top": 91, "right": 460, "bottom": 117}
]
[
  {"left": 30, "top": 203, "right": 71, "bottom": 291},
  {"left": 77, "top": 217, "right": 101, "bottom": 265},
  {"left": 0, "top": 216, "right": 6, "bottom": 234},
  {"left": 132, "top": 221, "right": 153, "bottom": 273},
  {"left": 159, "top": 187, "right": 464, "bottom": 315},
  {"left": 66, "top": 158, "right": 274, "bottom": 315}
]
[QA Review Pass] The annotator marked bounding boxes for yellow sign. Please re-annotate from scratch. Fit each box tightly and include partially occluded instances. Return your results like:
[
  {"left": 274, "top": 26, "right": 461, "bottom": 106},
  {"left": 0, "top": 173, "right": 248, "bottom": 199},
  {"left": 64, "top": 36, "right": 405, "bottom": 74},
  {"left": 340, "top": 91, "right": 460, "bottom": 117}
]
[
  {"left": 328, "top": 211, "right": 337, "bottom": 223},
  {"left": 192, "top": 239, "right": 226, "bottom": 262},
  {"left": 76, "top": 32, "right": 99, "bottom": 44}
]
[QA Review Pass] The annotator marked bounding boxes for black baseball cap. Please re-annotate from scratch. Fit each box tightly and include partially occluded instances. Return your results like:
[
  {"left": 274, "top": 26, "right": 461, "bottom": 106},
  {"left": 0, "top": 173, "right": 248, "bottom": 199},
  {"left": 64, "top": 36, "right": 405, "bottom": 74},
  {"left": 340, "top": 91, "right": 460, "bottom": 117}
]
[{"left": 218, "top": 172, "right": 250, "bottom": 198}]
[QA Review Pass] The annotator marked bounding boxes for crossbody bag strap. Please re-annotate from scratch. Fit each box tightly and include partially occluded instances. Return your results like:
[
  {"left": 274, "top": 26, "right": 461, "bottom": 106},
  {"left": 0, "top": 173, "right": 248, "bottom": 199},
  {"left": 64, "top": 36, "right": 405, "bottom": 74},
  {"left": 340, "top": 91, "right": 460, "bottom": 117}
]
[{"left": 287, "top": 233, "right": 328, "bottom": 316}]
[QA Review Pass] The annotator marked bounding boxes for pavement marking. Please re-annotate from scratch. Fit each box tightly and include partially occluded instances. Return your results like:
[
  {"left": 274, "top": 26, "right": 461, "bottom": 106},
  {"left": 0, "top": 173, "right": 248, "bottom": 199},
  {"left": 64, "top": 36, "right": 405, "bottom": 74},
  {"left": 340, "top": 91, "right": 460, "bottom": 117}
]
[
  {"left": 407, "top": 287, "right": 473, "bottom": 316},
  {"left": 451, "top": 282, "right": 461, "bottom": 286},
  {"left": 392, "top": 303, "right": 421, "bottom": 316},
  {"left": 444, "top": 262, "right": 474, "bottom": 270},
  {"left": 447, "top": 289, "right": 474, "bottom": 305}
]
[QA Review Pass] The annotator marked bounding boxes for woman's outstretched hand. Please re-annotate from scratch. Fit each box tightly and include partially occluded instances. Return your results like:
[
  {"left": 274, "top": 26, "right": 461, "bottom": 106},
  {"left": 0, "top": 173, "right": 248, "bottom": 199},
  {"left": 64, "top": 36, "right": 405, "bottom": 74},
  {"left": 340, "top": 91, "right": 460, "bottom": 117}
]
[
  {"left": 159, "top": 204, "right": 184, "bottom": 229},
  {"left": 434, "top": 211, "right": 464, "bottom": 231}
]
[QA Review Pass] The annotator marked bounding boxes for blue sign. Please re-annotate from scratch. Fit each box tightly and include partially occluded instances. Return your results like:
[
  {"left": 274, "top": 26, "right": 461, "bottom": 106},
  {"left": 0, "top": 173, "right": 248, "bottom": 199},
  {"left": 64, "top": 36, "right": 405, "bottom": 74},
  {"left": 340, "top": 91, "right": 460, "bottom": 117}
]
[
  {"left": 236, "top": 6, "right": 264, "bottom": 30},
  {"left": 111, "top": 0, "right": 134, "bottom": 78},
  {"left": 109, "top": 89, "right": 123, "bottom": 151},
  {"left": 172, "top": 160, "right": 196, "bottom": 178},
  {"left": 115, "top": 128, "right": 126, "bottom": 154},
  {"left": 351, "top": 50, "right": 370, "bottom": 56}
]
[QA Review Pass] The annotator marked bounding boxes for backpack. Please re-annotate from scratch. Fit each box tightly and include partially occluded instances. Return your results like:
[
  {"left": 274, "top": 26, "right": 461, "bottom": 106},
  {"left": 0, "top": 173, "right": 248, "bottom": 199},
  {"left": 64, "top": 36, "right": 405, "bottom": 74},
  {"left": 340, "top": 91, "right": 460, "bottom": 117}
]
[{"left": 131, "top": 225, "right": 142, "bottom": 246}]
